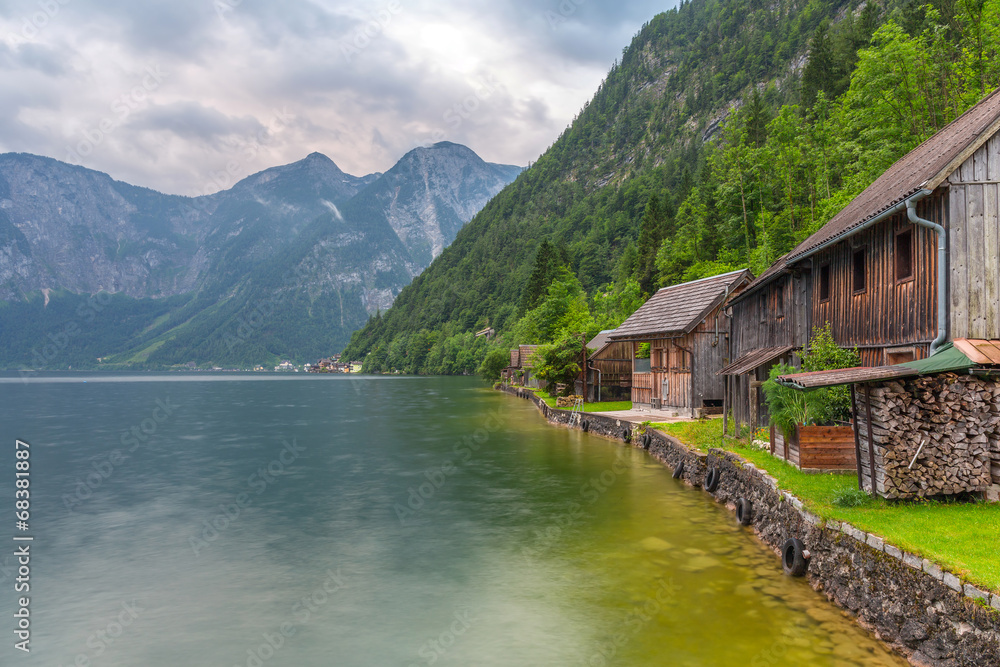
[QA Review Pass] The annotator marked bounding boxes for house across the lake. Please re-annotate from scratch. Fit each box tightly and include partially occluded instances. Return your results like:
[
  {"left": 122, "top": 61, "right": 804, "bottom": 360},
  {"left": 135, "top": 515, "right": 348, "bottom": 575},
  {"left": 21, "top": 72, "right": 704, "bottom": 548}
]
[{"left": 610, "top": 269, "right": 752, "bottom": 417}]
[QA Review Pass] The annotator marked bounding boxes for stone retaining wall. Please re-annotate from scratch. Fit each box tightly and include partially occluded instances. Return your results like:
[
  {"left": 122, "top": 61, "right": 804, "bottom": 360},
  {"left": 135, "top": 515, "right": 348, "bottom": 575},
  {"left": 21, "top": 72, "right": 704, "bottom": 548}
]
[{"left": 500, "top": 385, "right": 1000, "bottom": 667}]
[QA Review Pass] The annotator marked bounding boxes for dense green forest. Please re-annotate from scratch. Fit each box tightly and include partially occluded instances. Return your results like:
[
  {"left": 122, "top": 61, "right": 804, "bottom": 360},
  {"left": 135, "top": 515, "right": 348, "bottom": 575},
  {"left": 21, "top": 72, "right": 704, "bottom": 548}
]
[{"left": 342, "top": 0, "right": 1000, "bottom": 375}]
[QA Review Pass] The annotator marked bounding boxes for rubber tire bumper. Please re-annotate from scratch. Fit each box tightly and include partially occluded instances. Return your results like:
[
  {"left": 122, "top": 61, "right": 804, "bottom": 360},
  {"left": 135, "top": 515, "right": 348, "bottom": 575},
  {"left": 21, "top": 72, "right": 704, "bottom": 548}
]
[
  {"left": 640, "top": 432, "right": 651, "bottom": 449},
  {"left": 671, "top": 461, "right": 685, "bottom": 479},
  {"left": 580, "top": 419, "right": 589, "bottom": 432},
  {"left": 704, "top": 466, "right": 721, "bottom": 493},
  {"left": 621, "top": 428, "right": 631, "bottom": 443},
  {"left": 736, "top": 498, "right": 752, "bottom": 526},
  {"left": 782, "top": 537, "right": 809, "bottom": 577}
]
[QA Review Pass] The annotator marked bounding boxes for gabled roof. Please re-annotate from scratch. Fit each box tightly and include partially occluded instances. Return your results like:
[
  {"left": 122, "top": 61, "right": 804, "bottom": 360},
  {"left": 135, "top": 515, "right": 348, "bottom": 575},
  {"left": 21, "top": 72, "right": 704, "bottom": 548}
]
[
  {"left": 741, "top": 86, "right": 1000, "bottom": 298},
  {"left": 586, "top": 329, "right": 616, "bottom": 355},
  {"left": 610, "top": 269, "right": 752, "bottom": 340}
]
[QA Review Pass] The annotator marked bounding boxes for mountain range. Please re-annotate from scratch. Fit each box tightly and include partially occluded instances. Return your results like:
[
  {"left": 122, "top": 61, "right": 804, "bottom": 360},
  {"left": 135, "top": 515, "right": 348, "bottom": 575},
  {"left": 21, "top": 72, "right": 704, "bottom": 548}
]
[{"left": 0, "top": 142, "right": 521, "bottom": 368}]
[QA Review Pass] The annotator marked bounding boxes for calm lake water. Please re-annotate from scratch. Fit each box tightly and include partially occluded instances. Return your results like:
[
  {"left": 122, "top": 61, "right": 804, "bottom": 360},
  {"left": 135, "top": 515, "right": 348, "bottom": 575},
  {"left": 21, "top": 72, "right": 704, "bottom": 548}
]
[{"left": 0, "top": 373, "right": 905, "bottom": 666}]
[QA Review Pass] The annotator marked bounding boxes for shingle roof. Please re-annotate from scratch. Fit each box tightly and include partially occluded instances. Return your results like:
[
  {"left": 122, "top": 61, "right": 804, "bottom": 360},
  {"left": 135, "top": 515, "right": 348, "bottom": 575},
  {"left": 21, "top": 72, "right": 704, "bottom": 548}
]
[
  {"left": 586, "top": 329, "right": 616, "bottom": 352},
  {"left": 788, "top": 86, "right": 1000, "bottom": 261},
  {"left": 738, "top": 86, "right": 1000, "bottom": 300},
  {"left": 610, "top": 270, "right": 752, "bottom": 339}
]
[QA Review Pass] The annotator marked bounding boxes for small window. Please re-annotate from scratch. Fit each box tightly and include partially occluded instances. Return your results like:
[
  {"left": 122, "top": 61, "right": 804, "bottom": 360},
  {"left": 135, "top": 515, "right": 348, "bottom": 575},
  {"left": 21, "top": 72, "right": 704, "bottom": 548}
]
[
  {"left": 775, "top": 288, "right": 784, "bottom": 318},
  {"left": 852, "top": 248, "right": 867, "bottom": 293},
  {"left": 886, "top": 347, "right": 917, "bottom": 365},
  {"left": 895, "top": 229, "right": 913, "bottom": 281},
  {"left": 819, "top": 264, "right": 831, "bottom": 301}
]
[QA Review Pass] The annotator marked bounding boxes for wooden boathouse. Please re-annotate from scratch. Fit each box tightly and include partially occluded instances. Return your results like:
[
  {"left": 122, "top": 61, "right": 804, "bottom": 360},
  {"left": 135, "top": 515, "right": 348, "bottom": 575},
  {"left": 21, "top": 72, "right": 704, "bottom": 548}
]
[
  {"left": 611, "top": 270, "right": 752, "bottom": 416},
  {"left": 724, "top": 85, "right": 1000, "bottom": 433},
  {"left": 583, "top": 329, "right": 632, "bottom": 402}
]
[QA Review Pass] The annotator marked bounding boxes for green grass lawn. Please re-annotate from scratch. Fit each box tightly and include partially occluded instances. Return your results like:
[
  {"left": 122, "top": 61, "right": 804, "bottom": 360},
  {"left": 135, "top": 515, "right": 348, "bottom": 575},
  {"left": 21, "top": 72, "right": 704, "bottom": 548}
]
[
  {"left": 656, "top": 418, "right": 1000, "bottom": 592},
  {"left": 529, "top": 389, "right": 631, "bottom": 412}
]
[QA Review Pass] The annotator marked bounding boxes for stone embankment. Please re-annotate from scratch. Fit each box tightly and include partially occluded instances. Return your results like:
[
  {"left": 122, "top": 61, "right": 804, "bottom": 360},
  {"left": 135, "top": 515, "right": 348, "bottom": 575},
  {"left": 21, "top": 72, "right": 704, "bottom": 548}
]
[{"left": 501, "top": 385, "right": 1000, "bottom": 667}]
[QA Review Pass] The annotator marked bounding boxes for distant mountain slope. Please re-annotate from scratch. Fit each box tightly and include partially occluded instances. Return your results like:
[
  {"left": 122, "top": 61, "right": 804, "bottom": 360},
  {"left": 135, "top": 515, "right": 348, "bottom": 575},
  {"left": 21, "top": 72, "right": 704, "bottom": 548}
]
[
  {"left": 0, "top": 143, "right": 521, "bottom": 368},
  {"left": 342, "top": 0, "right": 855, "bottom": 361}
]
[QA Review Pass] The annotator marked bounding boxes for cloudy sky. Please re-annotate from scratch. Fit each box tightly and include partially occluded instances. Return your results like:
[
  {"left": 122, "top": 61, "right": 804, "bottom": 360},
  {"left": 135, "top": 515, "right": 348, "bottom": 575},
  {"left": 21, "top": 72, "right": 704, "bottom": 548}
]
[{"left": 0, "top": 0, "right": 674, "bottom": 195}]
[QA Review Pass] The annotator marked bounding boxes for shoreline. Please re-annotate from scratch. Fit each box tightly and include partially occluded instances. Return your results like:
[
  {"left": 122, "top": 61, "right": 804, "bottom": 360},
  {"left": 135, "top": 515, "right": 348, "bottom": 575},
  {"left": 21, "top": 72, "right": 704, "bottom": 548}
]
[{"left": 499, "top": 384, "right": 1000, "bottom": 667}]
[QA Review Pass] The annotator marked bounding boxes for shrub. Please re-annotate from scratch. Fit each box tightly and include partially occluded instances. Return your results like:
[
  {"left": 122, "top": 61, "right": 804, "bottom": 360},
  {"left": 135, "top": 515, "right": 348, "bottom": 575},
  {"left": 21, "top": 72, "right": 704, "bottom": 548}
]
[
  {"left": 832, "top": 487, "right": 871, "bottom": 508},
  {"left": 478, "top": 348, "right": 509, "bottom": 381}
]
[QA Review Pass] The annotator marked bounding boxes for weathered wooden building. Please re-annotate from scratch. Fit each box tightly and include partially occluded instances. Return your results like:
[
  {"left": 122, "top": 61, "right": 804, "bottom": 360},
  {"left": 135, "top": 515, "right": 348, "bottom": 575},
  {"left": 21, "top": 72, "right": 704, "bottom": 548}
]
[
  {"left": 583, "top": 329, "right": 631, "bottom": 402},
  {"left": 725, "top": 85, "right": 1000, "bottom": 432},
  {"left": 611, "top": 270, "right": 752, "bottom": 416},
  {"left": 502, "top": 344, "right": 540, "bottom": 388}
]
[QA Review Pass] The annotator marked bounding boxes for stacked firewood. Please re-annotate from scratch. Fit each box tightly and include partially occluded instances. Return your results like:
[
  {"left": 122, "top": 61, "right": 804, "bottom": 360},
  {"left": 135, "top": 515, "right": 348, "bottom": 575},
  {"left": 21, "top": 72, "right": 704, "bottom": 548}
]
[
  {"left": 555, "top": 395, "right": 583, "bottom": 408},
  {"left": 856, "top": 373, "right": 999, "bottom": 499}
]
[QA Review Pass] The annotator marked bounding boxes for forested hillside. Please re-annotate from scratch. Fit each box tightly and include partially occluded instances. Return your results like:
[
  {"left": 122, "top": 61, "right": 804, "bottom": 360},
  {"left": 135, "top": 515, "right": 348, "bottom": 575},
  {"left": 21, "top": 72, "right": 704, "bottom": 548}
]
[{"left": 342, "top": 0, "right": 1000, "bottom": 375}]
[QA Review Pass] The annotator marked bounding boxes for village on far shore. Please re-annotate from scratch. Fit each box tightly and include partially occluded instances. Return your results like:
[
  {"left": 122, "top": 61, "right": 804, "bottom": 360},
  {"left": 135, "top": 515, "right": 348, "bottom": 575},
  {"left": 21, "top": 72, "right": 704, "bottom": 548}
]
[{"left": 504, "top": 86, "right": 1000, "bottom": 506}]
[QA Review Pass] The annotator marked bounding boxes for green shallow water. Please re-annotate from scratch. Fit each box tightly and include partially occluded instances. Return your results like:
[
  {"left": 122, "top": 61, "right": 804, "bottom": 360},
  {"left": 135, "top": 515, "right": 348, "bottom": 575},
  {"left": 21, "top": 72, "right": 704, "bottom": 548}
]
[{"left": 0, "top": 374, "right": 905, "bottom": 666}]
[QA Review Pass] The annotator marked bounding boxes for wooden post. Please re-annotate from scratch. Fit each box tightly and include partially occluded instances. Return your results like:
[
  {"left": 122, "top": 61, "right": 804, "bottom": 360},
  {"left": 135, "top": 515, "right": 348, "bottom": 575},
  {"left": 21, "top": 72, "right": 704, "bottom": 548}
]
[
  {"left": 850, "top": 384, "right": 863, "bottom": 490},
  {"left": 749, "top": 379, "right": 762, "bottom": 435},
  {"left": 722, "top": 375, "right": 729, "bottom": 436},
  {"left": 864, "top": 383, "right": 877, "bottom": 496}
]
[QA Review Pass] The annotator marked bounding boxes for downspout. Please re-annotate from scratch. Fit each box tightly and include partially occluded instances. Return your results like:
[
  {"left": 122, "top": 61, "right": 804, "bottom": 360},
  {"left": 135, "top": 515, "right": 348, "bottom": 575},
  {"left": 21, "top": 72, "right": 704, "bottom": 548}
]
[
  {"left": 588, "top": 363, "right": 601, "bottom": 403},
  {"left": 906, "top": 193, "right": 948, "bottom": 354}
]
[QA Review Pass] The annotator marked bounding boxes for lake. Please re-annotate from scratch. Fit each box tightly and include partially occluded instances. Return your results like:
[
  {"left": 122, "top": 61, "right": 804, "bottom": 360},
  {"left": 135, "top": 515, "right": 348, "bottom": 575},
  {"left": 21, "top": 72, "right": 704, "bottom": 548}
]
[{"left": 0, "top": 373, "right": 905, "bottom": 665}]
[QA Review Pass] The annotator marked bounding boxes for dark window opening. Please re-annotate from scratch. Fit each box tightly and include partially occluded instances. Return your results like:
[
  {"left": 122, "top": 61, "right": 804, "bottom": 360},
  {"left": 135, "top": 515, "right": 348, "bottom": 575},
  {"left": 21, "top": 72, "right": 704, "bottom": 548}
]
[
  {"left": 895, "top": 229, "right": 913, "bottom": 281},
  {"left": 775, "top": 288, "right": 784, "bottom": 318},
  {"left": 852, "top": 249, "right": 867, "bottom": 293},
  {"left": 819, "top": 264, "right": 831, "bottom": 301}
]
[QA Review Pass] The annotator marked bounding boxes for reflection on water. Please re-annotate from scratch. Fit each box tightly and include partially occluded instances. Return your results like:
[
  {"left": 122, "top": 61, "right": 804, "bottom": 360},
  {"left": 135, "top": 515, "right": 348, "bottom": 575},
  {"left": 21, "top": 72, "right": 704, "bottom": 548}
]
[{"left": 0, "top": 374, "right": 905, "bottom": 666}]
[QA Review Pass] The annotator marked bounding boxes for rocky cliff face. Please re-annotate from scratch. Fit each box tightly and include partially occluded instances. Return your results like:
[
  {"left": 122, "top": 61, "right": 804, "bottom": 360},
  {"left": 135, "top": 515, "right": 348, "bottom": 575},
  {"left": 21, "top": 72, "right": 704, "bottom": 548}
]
[
  {"left": 348, "top": 142, "right": 522, "bottom": 265},
  {"left": 0, "top": 144, "right": 520, "bottom": 366}
]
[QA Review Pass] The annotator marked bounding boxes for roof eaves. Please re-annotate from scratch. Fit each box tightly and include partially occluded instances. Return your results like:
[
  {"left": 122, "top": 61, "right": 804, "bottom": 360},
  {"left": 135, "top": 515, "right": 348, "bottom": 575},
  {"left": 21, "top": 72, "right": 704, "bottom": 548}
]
[
  {"left": 725, "top": 266, "right": 790, "bottom": 308},
  {"left": 924, "top": 112, "right": 1000, "bottom": 191}
]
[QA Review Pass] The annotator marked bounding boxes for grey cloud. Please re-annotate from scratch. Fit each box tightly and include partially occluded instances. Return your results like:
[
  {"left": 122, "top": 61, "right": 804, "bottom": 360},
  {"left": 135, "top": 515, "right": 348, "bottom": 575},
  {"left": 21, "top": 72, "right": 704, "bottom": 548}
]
[
  {"left": 130, "top": 102, "right": 265, "bottom": 144},
  {"left": 0, "top": 0, "right": 678, "bottom": 193}
]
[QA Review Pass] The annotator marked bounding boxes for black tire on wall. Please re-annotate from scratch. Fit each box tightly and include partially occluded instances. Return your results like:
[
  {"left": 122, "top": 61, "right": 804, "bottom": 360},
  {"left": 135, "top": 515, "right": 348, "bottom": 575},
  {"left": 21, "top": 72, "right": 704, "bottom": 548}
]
[
  {"left": 621, "top": 428, "right": 631, "bottom": 443},
  {"left": 641, "top": 432, "right": 651, "bottom": 449},
  {"left": 580, "top": 419, "right": 589, "bottom": 432},
  {"left": 671, "top": 461, "right": 685, "bottom": 479},
  {"left": 704, "top": 467, "right": 721, "bottom": 493},
  {"left": 736, "top": 498, "right": 752, "bottom": 526},
  {"left": 782, "top": 538, "right": 809, "bottom": 577}
]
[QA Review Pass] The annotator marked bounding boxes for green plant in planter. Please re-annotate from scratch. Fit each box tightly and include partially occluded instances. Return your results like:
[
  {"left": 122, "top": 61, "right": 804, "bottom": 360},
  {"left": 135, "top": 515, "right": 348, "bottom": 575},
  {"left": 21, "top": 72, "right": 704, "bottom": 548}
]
[
  {"left": 762, "top": 324, "right": 861, "bottom": 439},
  {"left": 762, "top": 363, "right": 831, "bottom": 437}
]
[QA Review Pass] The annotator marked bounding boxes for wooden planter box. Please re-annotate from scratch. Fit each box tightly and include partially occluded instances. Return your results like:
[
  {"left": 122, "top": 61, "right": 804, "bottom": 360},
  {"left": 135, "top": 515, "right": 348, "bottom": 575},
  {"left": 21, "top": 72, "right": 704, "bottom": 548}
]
[{"left": 771, "top": 423, "right": 857, "bottom": 471}]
